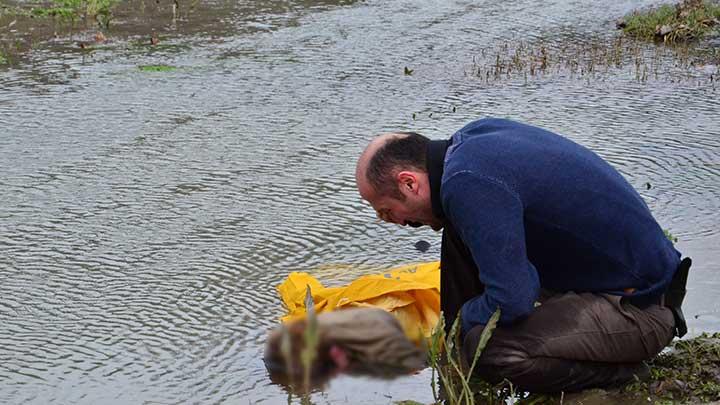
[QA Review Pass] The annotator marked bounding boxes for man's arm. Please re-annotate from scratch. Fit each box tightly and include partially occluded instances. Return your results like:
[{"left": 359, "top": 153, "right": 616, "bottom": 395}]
[{"left": 442, "top": 171, "right": 540, "bottom": 333}]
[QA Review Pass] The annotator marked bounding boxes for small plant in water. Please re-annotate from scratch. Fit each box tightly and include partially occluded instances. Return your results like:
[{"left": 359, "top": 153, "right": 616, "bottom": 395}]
[
  {"left": 300, "top": 286, "right": 319, "bottom": 394},
  {"left": 428, "top": 308, "right": 508, "bottom": 405},
  {"left": 278, "top": 286, "right": 319, "bottom": 404}
]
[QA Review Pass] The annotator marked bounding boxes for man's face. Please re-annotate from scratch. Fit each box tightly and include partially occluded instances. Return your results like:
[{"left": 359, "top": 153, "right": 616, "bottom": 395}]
[{"left": 359, "top": 176, "right": 442, "bottom": 231}]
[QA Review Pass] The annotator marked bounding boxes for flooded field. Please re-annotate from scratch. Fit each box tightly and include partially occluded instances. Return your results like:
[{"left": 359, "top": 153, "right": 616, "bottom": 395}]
[{"left": 1, "top": 0, "right": 719, "bottom": 403}]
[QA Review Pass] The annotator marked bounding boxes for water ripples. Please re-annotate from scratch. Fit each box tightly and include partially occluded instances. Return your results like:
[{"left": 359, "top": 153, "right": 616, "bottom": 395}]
[{"left": 1, "top": 0, "right": 719, "bottom": 403}]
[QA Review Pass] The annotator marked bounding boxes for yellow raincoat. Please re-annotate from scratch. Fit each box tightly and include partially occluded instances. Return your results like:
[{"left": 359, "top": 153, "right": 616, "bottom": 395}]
[{"left": 277, "top": 261, "right": 441, "bottom": 344}]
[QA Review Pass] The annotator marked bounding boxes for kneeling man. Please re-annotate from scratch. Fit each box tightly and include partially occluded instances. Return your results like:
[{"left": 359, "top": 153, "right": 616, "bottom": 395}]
[{"left": 355, "top": 118, "right": 690, "bottom": 392}]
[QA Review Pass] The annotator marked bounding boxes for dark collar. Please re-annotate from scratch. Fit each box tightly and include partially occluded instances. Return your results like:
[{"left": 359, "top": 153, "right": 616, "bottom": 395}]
[{"left": 426, "top": 139, "right": 451, "bottom": 221}]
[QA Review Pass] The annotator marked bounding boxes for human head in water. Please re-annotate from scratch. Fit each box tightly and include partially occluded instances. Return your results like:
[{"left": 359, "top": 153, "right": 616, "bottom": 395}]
[{"left": 264, "top": 308, "right": 426, "bottom": 389}]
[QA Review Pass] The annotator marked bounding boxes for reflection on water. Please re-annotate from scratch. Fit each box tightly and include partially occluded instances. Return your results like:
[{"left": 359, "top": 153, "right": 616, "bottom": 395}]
[{"left": 1, "top": 0, "right": 718, "bottom": 403}]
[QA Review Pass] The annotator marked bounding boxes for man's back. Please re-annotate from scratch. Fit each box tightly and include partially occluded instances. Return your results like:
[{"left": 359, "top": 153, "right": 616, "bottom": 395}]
[{"left": 442, "top": 118, "right": 680, "bottom": 324}]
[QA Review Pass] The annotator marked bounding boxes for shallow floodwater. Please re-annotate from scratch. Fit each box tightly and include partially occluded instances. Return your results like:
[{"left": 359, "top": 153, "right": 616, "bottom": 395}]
[{"left": 1, "top": 0, "right": 718, "bottom": 403}]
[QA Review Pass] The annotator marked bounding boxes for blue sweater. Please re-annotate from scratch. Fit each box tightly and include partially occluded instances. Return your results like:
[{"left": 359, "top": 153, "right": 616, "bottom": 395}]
[{"left": 439, "top": 118, "right": 681, "bottom": 333}]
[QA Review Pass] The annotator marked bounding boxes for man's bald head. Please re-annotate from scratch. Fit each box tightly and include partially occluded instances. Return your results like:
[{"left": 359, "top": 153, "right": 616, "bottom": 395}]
[{"left": 356, "top": 132, "right": 430, "bottom": 200}]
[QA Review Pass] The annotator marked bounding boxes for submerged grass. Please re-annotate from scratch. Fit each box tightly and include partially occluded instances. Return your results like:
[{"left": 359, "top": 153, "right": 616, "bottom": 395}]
[
  {"left": 620, "top": 0, "right": 720, "bottom": 43},
  {"left": 469, "top": 36, "right": 718, "bottom": 89}
]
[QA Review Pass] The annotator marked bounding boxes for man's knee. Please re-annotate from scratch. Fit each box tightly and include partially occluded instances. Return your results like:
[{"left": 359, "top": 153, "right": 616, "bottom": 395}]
[{"left": 462, "top": 324, "right": 534, "bottom": 384}]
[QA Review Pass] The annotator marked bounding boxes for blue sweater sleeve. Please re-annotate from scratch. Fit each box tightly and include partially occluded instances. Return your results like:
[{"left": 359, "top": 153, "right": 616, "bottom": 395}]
[{"left": 442, "top": 171, "right": 540, "bottom": 334}]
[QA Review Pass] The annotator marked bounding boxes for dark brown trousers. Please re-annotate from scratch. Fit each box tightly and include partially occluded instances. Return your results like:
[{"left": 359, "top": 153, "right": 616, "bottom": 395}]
[
  {"left": 440, "top": 221, "right": 675, "bottom": 393},
  {"left": 462, "top": 292, "right": 675, "bottom": 392}
]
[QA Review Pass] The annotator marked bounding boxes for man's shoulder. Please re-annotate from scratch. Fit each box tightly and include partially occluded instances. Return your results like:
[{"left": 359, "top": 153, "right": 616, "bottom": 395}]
[
  {"left": 453, "top": 117, "right": 524, "bottom": 138},
  {"left": 445, "top": 118, "right": 531, "bottom": 177}
]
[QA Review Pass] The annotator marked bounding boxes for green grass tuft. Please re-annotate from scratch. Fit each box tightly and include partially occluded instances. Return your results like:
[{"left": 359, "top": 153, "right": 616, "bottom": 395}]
[
  {"left": 30, "top": 0, "right": 119, "bottom": 28},
  {"left": 300, "top": 286, "right": 319, "bottom": 394},
  {"left": 623, "top": 4, "right": 678, "bottom": 39},
  {"left": 428, "top": 309, "right": 507, "bottom": 405},
  {"left": 621, "top": 0, "right": 720, "bottom": 42},
  {"left": 663, "top": 229, "right": 679, "bottom": 243},
  {"left": 624, "top": 332, "right": 720, "bottom": 403}
]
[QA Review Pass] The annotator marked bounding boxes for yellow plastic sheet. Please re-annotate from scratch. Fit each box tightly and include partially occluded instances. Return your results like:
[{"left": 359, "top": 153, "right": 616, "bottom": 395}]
[{"left": 277, "top": 261, "right": 440, "bottom": 343}]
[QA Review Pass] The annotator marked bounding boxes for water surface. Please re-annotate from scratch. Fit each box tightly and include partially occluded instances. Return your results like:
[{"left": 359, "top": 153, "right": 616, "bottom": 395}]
[{"left": 1, "top": 0, "right": 718, "bottom": 403}]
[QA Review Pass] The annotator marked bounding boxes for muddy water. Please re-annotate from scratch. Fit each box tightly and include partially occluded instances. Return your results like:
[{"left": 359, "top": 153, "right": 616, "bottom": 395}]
[{"left": 1, "top": 0, "right": 718, "bottom": 403}]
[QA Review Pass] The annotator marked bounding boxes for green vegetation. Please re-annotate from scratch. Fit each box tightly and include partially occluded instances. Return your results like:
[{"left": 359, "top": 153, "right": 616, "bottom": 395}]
[
  {"left": 427, "top": 309, "right": 508, "bottom": 404},
  {"left": 620, "top": 0, "right": 720, "bottom": 43},
  {"left": 300, "top": 287, "right": 319, "bottom": 394},
  {"left": 624, "top": 333, "right": 720, "bottom": 403},
  {"left": 30, "top": 0, "right": 119, "bottom": 29},
  {"left": 138, "top": 64, "right": 177, "bottom": 72},
  {"left": 277, "top": 286, "right": 320, "bottom": 405},
  {"left": 664, "top": 229, "right": 679, "bottom": 243},
  {"left": 468, "top": 334, "right": 720, "bottom": 405},
  {"left": 0, "top": 52, "right": 7, "bottom": 65},
  {"left": 277, "top": 294, "right": 718, "bottom": 405},
  {"left": 423, "top": 307, "right": 719, "bottom": 405}
]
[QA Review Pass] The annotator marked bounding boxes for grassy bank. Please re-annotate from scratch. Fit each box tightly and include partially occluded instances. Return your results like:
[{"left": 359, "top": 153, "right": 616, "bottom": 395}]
[
  {"left": 619, "top": 0, "right": 720, "bottom": 43},
  {"left": 0, "top": 0, "right": 213, "bottom": 67},
  {"left": 0, "top": 0, "right": 121, "bottom": 30},
  {"left": 0, "top": 0, "right": 121, "bottom": 66},
  {"left": 626, "top": 332, "right": 720, "bottom": 404},
  {"left": 29, "top": 0, "right": 120, "bottom": 29}
]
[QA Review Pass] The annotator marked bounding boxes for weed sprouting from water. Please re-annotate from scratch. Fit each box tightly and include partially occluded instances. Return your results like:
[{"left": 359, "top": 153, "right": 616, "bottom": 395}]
[
  {"left": 428, "top": 308, "right": 508, "bottom": 405},
  {"left": 274, "top": 285, "right": 320, "bottom": 405},
  {"left": 469, "top": 35, "right": 718, "bottom": 89},
  {"left": 300, "top": 286, "right": 319, "bottom": 395}
]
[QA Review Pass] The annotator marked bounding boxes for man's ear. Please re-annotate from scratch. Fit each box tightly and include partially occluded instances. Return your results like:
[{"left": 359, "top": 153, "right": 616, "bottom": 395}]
[{"left": 396, "top": 171, "right": 418, "bottom": 194}]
